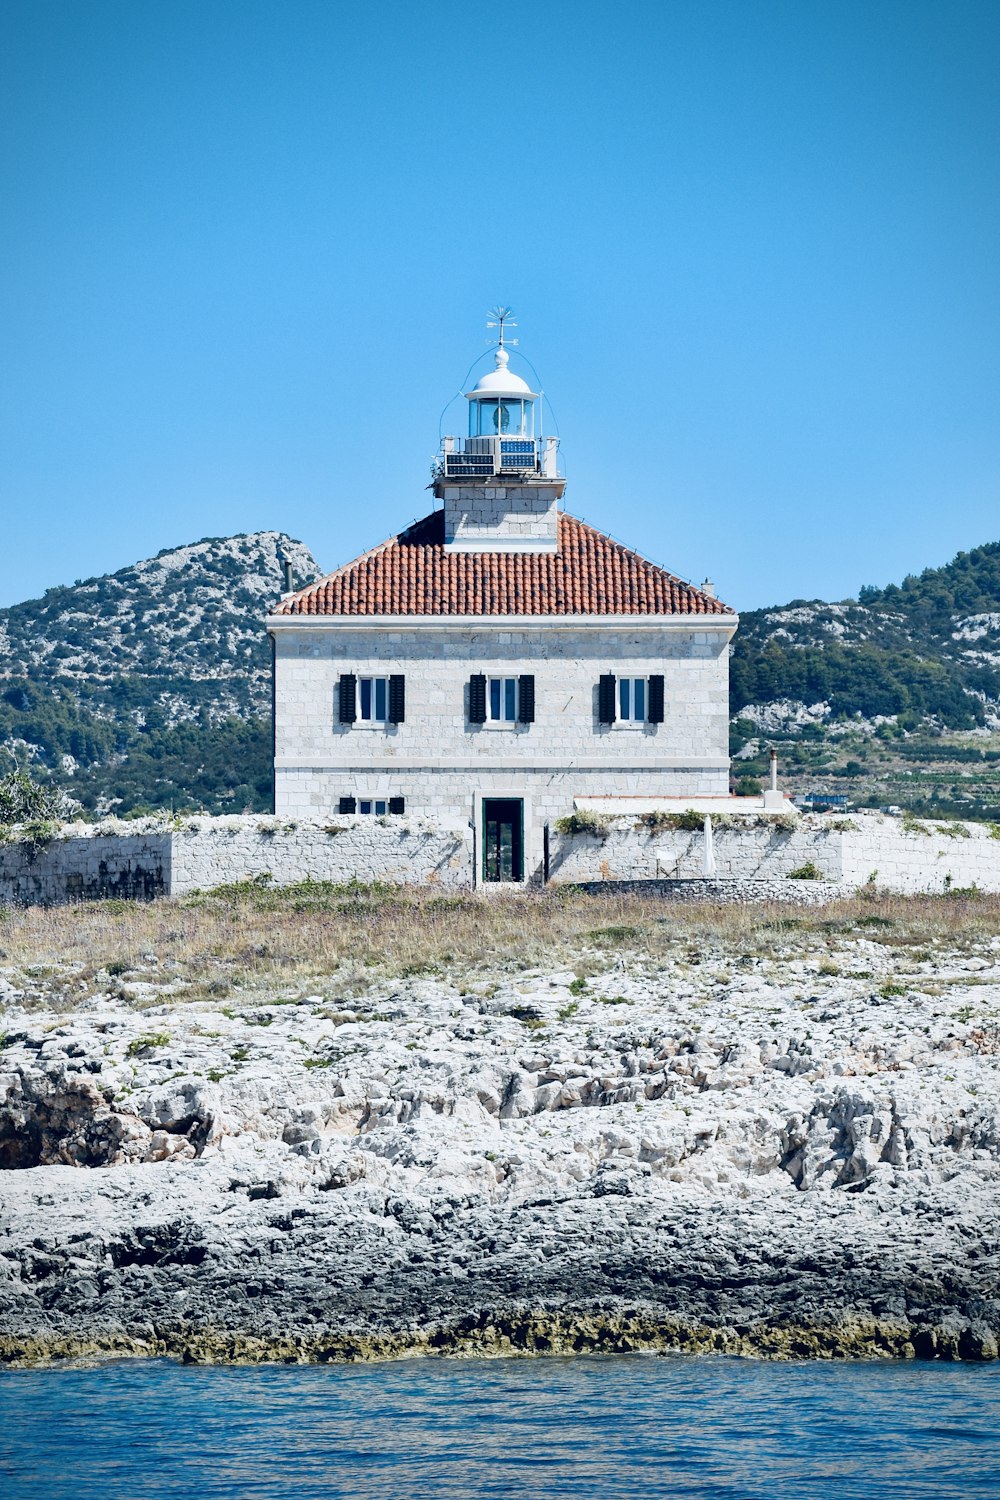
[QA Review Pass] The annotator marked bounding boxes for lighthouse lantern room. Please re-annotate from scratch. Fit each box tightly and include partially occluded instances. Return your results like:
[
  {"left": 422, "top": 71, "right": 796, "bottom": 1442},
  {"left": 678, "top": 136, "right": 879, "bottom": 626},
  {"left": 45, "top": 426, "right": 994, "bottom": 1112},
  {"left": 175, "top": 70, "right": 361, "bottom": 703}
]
[{"left": 438, "top": 308, "right": 559, "bottom": 483}]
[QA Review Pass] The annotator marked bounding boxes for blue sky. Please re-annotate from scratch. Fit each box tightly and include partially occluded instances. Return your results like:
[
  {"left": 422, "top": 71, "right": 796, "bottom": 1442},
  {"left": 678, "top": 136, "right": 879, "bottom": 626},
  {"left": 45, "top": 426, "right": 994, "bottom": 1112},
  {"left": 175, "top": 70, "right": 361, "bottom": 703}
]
[{"left": 2, "top": 0, "right": 998, "bottom": 611}]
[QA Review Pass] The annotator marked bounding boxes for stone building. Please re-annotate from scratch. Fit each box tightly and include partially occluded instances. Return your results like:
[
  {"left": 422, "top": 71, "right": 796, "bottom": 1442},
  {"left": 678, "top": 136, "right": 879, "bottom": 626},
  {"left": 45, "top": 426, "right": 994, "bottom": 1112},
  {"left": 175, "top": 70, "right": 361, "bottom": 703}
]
[{"left": 267, "top": 326, "right": 737, "bottom": 883}]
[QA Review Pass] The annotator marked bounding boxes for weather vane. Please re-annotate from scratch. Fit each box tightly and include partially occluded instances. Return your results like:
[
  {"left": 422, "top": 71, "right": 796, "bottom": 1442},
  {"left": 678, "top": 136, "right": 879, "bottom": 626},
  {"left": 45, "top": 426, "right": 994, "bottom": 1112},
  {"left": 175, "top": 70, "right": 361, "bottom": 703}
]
[{"left": 486, "top": 305, "right": 518, "bottom": 350}]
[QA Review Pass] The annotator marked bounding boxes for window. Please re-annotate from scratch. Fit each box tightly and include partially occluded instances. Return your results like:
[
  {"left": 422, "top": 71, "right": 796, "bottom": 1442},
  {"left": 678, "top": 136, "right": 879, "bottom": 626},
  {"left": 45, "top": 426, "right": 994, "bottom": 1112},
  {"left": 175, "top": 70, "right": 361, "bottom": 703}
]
[
  {"left": 339, "top": 796, "right": 406, "bottom": 815},
  {"left": 339, "top": 674, "right": 405, "bottom": 725},
  {"left": 470, "top": 398, "right": 527, "bottom": 437},
  {"left": 359, "top": 677, "right": 389, "bottom": 723},
  {"left": 489, "top": 676, "right": 518, "bottom": 722},
  {"left": 469, "top": 674, "right": 534, "bottom": 725},
  {"left": 619, "top": 677, "right": 647, "bottom": 723},
  {"left": 598, "top": 673, "right": 664, "bottom": 726}
]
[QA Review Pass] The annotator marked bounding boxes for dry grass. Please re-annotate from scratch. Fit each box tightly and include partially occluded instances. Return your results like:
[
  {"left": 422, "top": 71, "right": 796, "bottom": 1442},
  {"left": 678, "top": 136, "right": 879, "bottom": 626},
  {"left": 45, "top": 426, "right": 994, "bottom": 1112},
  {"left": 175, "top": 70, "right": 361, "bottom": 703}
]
[{"left": 0, "top": 882, "right": 998, "bottom": 1005}]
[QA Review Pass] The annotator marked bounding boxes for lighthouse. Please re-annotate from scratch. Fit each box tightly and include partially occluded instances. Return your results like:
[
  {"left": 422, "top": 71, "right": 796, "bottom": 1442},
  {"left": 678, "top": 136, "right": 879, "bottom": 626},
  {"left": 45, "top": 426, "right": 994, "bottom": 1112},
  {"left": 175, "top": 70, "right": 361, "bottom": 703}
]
[{"left": 268, "top": 310, "right": 736, "bottom": 883}]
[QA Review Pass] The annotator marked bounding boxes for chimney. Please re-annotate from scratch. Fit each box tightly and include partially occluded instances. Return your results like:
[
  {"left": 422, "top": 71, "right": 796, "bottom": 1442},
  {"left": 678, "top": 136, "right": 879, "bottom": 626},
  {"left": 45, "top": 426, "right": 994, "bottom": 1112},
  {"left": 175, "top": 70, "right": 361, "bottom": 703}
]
[
  {"left": 276, "top": 545, "right": 294, "bottom": 596},
  {"left": 701, "top": 578, "right": 716, "bottom": 598}
]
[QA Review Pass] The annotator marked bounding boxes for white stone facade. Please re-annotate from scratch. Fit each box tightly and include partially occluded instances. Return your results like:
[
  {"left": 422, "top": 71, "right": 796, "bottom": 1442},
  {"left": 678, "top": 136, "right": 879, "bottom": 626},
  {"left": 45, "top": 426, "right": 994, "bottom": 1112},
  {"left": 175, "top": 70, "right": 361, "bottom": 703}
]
[
  {"left": 442, "top": 483, "right": 561, "bottom": 552},
  {"left": 269, "top": 617, "right": 734, "bottom": 882}
]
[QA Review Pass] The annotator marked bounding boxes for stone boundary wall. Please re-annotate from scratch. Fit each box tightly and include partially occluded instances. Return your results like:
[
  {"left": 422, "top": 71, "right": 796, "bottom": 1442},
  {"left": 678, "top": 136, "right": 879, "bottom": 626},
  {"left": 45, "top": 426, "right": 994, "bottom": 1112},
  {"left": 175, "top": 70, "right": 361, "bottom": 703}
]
[
  {"left": 570, "top": 878, "right": 843, "bottom": 906},
  {"left": 840, "top": 822, "right": 1000, "bottom": 894},
  {"left": 550, "top": 814, "right": 1000, "bottom": 893},
  {"left": 0, "top": 833, "right": 170, "bottom": 906},
  {"left": 548, "top": 822, "right": 842, "bottom": 885},
  {"left": 0, "top": 817, "right": 472, "bottom": 905},
  {"left": 0, "top": 812, "right": 997, "bottom": 906},
  {"left": 168, "top": 817, "right": 472, "bottom": 895}
]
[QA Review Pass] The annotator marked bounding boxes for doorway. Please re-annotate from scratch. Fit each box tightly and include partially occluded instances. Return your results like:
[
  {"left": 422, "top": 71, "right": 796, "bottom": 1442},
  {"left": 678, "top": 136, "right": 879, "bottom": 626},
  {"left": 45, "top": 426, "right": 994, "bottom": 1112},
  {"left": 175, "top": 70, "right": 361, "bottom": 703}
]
[{"left": 482, "top": 798, "right": 524, "bottom": 883}]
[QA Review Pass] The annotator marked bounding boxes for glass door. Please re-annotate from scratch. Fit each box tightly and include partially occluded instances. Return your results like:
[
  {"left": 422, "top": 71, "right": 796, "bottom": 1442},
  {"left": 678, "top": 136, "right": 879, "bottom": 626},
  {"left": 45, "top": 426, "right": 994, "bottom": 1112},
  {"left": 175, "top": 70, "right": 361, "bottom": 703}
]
[{"left": 482, "top": 799, "right": 524, "bottom": 883}]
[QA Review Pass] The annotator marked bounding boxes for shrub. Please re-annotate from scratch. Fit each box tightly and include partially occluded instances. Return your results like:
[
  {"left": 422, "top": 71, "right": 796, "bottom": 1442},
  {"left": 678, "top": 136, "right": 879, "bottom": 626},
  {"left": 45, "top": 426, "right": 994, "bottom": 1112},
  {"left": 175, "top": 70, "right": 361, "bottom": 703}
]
[
  {"left": 637, "top": 809, "right": 704, "bottom": 833},
  {"left": 0, "top": 770, "right": 66, "bottom": 825},
  {"left": 788, "top": 861, "right": 823, "bottom": 880},
  {"left": 734, "top": 776, "right": 762, "bottom": 796},
  {"left": 554, "top": 810, "right": 611, "bottom": 838}
]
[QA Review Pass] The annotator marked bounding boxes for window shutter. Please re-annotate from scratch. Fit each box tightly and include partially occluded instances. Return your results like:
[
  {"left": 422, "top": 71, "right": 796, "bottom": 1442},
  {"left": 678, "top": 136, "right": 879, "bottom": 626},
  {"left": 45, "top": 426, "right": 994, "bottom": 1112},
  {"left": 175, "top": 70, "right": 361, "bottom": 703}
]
[
  {"left": 338, "top": 796, "right": 356, "bottom": 814},
  {"left": 388, "top": 674, "right": 405, "bottom": 724},
  {"left": 648, "top": 675, "right": 665, "bottom": 723},
  {"left": 469, "top": 673, "right": 487, "bottom": 724},
  {"left": 517, "top": 674, "right": 535, "bottom": 723},
  {"left": 338, "top": 674, "right": 357, "bottom": 724},
  {"left": 598, "top": 673, "right": 617, "bottom": 724},
  {"left": 388, "top": 796, "right": 405, "bottom": 815}
]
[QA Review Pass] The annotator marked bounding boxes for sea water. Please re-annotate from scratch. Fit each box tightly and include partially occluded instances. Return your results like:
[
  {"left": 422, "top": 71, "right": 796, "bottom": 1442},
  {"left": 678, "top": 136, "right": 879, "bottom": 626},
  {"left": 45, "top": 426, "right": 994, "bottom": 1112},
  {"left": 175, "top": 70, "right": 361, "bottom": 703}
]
[{"left": 1, "top": 1355, "right": 999, "bottom": 1499}]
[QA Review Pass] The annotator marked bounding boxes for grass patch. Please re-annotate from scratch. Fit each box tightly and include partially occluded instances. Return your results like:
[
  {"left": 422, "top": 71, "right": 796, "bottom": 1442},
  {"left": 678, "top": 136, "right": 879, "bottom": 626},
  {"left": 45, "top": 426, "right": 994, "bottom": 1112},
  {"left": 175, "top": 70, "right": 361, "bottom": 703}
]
[
  {"left": 1, "top": 887, "right": 998, "bottom": 1005},
  {"left": 586, "top": 925, "right": 644, "bottom": 945},
  {"left": 126, "top": 1031, "right": 170, "bottom": 1056}
]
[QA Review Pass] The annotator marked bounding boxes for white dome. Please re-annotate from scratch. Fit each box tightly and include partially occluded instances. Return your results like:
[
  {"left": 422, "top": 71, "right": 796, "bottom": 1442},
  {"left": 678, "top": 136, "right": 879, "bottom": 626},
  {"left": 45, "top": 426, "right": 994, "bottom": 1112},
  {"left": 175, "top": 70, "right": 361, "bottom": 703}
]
[{"left": 466, "top": 346, "right": 536, "bottom": 400}]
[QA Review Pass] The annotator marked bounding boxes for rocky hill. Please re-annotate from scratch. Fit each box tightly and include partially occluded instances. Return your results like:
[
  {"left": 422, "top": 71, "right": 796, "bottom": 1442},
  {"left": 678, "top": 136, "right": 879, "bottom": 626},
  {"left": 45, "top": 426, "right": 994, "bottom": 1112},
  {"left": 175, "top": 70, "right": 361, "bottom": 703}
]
[
  {"left": 730, "top": 542, "right": 1000, "bottom": 820},
  {"left": 732, "top": 541, "right": 1000, "bottom": 729},
  {"left": 0, "top": 533, "right": 320, "bottom": 815}
]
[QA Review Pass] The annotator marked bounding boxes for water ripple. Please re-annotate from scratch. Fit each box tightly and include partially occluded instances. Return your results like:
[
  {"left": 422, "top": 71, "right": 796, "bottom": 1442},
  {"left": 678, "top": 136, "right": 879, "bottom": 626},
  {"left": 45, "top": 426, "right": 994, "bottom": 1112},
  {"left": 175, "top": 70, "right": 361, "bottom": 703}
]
[{"left": 1, "top": 1356, "right": 999, "bottom": 1499}]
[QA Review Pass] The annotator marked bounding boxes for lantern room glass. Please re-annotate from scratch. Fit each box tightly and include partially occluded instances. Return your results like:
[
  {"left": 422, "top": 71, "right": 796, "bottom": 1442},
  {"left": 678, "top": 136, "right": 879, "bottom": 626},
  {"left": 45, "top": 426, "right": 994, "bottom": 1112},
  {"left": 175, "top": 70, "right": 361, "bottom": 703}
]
[{"left": 469, "top": 398, "right": 533, "bottom": 438}]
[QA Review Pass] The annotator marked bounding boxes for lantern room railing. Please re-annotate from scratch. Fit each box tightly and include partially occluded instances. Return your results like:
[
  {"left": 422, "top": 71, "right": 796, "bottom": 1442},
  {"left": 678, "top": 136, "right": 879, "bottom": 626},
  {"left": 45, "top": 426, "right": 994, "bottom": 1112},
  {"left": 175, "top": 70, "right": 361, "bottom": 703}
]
[{"left": 437, "top": 435, "right": 559, "bottom": 480}]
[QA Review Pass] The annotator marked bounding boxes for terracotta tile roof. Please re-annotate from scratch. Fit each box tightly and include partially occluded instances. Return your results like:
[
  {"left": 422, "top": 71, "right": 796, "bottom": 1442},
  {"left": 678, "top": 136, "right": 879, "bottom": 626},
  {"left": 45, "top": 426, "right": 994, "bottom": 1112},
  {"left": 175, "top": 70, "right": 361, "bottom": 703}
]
[{"left": 274, "top": 510, "right": 733, "bottom": 618}]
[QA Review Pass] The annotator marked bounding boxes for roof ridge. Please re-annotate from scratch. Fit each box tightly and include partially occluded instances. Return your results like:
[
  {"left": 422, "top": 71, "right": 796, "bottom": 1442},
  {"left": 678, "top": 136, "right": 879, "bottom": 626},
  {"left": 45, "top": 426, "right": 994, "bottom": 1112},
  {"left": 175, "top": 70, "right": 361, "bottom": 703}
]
[
  {"left": 559, "top": 510, "right": 722, "bottom": 611},
  {"left": 280, "top": 525, "right": 411, "bottom": 606},
  {"left": 561, "top": 510, "right": 691, "bottom": 589}
]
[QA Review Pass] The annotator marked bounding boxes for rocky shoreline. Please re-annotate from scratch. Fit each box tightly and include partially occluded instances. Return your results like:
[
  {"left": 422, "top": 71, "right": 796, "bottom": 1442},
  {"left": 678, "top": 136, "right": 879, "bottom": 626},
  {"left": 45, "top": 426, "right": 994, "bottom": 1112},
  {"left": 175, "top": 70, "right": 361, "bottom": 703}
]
[{"left": 1, "top": 890, "right": 998, "bottom": 1365}]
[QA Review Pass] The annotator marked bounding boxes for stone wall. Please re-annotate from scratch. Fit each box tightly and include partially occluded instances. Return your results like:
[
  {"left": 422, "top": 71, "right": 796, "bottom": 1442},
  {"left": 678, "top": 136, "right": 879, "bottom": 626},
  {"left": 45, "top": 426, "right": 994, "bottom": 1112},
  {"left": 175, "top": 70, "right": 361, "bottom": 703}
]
[
  {"left": 549, "top": 812, "right": 1000, "bottom": 894},
  {"left": 1, "top": 811, "right": 997, "bottom": 906},
  {"left": 0, "top": 832, "right": 170, "bottom": 906},
  {"left": 571, "top": 878, "right": 844, "bottom": 906},
  {"left": 840, "top": 819, "right": 1000, "bottom": 893},
  {"left": 548, "top": 820, "right": 843, "bottom": 884},
  {"left": 168, "top": 816, "right": 472, "bottom": 895},
  {"left": 0, "top": 817, "right": 472, "bottom": 905}
]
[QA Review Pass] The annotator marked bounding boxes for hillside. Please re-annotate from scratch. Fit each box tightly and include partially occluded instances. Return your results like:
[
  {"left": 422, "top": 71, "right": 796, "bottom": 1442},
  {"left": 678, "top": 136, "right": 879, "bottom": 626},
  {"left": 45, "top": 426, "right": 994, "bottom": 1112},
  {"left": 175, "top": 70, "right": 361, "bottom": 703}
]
[
  {"left": 731, "top": 541, "right": 1000, "bottom": 819},
  {"left": 0, "top": 533, "right": 320, "bottom": 815},
  {"left": 2, "top": 531, "right": 999, "bottom": 820}
]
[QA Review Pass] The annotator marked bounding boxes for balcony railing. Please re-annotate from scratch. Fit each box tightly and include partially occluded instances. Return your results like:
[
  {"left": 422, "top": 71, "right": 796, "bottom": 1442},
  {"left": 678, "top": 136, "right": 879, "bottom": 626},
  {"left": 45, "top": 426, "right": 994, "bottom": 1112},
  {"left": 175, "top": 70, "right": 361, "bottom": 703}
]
[{"left": 437, "top": 435, "right": 559, "bottom": 480}]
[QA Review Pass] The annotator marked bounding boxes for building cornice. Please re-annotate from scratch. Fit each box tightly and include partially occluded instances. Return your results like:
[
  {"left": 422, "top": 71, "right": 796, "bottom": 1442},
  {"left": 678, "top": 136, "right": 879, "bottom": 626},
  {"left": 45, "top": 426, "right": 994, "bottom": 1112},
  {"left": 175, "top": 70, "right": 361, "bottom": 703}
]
[
  {"left": 274, "top": 756, "right": 733, "bottom": 771},
  {"left": 267, "top": 613, "right": 739, "bottom": 634}
]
